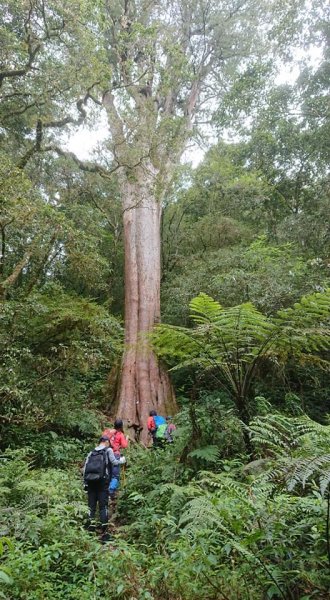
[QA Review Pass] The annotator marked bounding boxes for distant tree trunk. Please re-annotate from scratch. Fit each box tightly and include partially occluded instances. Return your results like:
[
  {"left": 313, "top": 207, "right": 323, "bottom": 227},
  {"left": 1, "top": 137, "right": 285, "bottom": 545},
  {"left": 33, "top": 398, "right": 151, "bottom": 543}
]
[{"left": 116, "top": 166, "right": 176, "bottom": 443}]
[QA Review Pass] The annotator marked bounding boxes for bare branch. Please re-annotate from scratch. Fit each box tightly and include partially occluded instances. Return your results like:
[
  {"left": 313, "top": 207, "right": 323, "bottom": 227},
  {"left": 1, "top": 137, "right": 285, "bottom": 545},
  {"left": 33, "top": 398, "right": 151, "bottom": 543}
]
[{"left": 43, "top": 145, "right": 121, "bottom": 180}]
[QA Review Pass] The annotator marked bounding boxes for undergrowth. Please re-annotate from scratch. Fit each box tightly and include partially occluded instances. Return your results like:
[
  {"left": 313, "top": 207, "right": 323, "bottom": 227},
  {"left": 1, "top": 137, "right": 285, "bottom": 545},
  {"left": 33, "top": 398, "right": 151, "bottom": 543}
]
[{"left": 1, "top": 400, "right": 330, "bottom": 599}]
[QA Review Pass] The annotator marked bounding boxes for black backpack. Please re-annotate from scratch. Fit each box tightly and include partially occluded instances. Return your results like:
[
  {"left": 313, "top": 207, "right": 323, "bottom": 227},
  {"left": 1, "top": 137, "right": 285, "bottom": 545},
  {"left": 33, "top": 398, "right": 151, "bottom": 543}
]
[{"left": 84, "top": 448, "right": 109, "bottom": 483}]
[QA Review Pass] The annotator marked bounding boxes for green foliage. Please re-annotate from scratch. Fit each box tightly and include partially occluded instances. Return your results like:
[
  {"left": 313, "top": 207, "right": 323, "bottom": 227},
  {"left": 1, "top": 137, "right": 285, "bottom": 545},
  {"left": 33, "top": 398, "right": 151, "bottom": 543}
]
[
  {"left": 0, "top": 451, "right": 155, "bottom": 600},
  {"left": 1, "top": 402, "right": 330, "bottom": 599},
  {"left": 1, "top": 2, "right": 329, "bottom": 598},
  {"left": 116, "top": 408, "right": 330, "bottom": 599},
  {"left": 288, "top": 454, "right": 330, "bottom": 497},
  {"left": 154, "top": 289, "right": 330, "bottom": 424},
  {"left": 249, "top": 411, "right": 330, "bottom": 498},
  {"left": 0, "top": 284, "right": 122, "bottom": 443},
  {"left": 188, "top": 445, "right": 220, "bottom": 464},
  {"left": 162, "top": 70, "right": 330, "bottom": 320}
]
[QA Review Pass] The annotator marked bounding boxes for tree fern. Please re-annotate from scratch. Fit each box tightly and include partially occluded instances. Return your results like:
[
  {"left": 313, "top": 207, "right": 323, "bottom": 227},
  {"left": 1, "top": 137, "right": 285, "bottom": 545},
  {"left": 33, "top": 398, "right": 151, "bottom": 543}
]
[
  {"left": 198, "top": 471, "right": 255, "bottom": 507},
  {"left": 276, "top": 288, "right": 330, "bottom": 357},
  {"left": 179, "top": 495, "right": 231, "bottom": 535},
  {"left": 248, "top": 413, "right": 309, "bottom": 456},
  {"left": 189, "top": 293, "right": 223, "bottom": 324},
  {"left": 152, "top": 289, "right": 330, "bottom": 425}
]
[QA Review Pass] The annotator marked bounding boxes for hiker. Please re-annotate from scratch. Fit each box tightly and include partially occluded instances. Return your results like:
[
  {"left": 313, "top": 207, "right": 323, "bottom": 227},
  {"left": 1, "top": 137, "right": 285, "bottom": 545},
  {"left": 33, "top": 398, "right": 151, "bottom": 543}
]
[
  {"left": 148, "top": 410, "right": 167, "bottom": 447},
  {"left": 147, "top": 410, "right": 157, "bottom": 445},
  {"left": 102, "top": 418, "right": 128, "bottom": 453},
  {"left": 102, "top": 418, "right": 128, "bottom": 502},
  {"left": 165, "top": 416, "right": 176, "bottom": 443},
  {"left": 83, "top": 435, "right": 126, "bottom": 540}
]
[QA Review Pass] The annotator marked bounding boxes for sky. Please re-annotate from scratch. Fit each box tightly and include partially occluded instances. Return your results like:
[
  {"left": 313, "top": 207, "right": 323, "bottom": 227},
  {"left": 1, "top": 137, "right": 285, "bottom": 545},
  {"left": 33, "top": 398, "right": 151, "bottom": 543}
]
[{"left": 66, "top": 45, "right": 324, "bottom": 169}]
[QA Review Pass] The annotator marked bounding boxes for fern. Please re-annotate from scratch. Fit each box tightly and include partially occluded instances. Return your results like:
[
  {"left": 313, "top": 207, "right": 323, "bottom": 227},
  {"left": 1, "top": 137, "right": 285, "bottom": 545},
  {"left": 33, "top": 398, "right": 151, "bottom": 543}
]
[
  {"left": 249, "top": 413, "right": 330, "bottom": 457},
  {"left": 286, "top": 454, "right": 330, "bottom": 495},
  {"left": 248, "top": 412, "right": 330, "bottom": 502},
  {"left": 198, "top": 471, "right": 255, "bottom": 506},
  {"left": 276, "top": 288, "right": 330, "bottom": 356},
  {"left": 179, "top": 495, "right": 231, "bottom": 535},
  {"left": 188, "top": 445, "right": 220, "bottom": 463},
  {"left": 249, "top": 413, "right": 305, "bottom": 456},
  {"left": 189, "top": 293, "right": 223, "bottom": 324},
  {"left": 153, "top": 290, "right": 330, "bottom": 423}
]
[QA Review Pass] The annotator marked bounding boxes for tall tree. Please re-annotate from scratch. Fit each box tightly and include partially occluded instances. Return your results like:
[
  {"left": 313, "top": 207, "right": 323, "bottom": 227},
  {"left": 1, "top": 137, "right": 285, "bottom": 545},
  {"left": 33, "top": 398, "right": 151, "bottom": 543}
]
[
  {"left": 97, "top": 0, "right": 308, "bottom": 440},
  {"left": 1, "top": 0, "right": 312, "bottom": 442}
]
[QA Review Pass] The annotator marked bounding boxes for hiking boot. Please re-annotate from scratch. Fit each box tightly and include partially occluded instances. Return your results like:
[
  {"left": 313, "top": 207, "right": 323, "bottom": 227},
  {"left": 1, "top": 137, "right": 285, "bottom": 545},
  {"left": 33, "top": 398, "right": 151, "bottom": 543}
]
[
  {"left": 84, "top": 520, "right": 96, "bottom": 533},
  {"left": 100, "top": 532, "right": 112, "bottom": 544}
]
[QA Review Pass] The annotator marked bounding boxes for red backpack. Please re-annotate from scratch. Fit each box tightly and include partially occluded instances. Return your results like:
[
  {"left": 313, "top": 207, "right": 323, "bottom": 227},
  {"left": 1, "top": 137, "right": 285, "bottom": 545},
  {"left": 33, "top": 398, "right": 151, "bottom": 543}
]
[{"left": 102, "top": 428, "right": 121, "bottom": 452}]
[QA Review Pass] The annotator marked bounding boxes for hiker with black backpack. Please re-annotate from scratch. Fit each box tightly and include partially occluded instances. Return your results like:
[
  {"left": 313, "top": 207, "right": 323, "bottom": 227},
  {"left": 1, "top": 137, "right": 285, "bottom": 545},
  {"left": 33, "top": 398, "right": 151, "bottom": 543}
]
[{"left": 83, "top": 435, "right": 126, "bottom": 541}]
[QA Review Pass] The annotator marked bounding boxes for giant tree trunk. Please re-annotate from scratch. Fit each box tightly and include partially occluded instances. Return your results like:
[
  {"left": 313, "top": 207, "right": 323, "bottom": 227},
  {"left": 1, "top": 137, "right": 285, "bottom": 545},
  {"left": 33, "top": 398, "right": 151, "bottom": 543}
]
[{"left": 116, "top": 167, "right": 176, "bottom": 444}]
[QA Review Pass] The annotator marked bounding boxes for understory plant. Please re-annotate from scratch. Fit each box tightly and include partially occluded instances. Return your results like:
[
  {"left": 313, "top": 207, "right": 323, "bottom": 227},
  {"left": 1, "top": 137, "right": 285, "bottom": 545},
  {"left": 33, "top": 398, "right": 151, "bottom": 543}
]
[{"left": 1, "top": 403, "right": 330, "bottom": 599}]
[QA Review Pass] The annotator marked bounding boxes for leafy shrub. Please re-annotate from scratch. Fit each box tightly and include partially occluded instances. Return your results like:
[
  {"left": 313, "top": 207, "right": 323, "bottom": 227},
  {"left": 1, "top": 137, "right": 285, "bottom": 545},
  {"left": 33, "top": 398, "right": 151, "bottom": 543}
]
[{"left": 1, "top": 406, "right": 330, "bottom": 599}]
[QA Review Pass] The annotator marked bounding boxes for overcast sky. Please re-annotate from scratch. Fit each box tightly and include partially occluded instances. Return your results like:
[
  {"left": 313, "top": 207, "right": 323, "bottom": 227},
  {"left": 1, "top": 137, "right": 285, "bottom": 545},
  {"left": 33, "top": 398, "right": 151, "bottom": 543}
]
[{"left": 66, "top": 45, "right": 324, "bottom": 168}]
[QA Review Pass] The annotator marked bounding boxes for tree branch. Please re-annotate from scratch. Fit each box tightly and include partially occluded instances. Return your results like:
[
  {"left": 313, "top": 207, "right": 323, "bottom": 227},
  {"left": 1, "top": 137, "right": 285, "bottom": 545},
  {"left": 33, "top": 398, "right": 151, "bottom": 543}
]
[
  {"left": 43, "top": 145, "right": 120, "bottom": 179},
  {"left": 0, "top": 249, "right": 32, "bottom": 299}
]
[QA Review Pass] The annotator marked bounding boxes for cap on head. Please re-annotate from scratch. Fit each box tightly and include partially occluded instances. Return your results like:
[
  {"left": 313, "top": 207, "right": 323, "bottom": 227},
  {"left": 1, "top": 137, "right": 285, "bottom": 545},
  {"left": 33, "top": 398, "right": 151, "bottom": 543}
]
[
  {"left": 99, "top": 435, "right": 110, "bottom": 443},
  {"left": 114, "top": 418, "right": 123, "bottom": 430},
  {"left": 149, "top": 410, "right": 157, "bottom": 416}
]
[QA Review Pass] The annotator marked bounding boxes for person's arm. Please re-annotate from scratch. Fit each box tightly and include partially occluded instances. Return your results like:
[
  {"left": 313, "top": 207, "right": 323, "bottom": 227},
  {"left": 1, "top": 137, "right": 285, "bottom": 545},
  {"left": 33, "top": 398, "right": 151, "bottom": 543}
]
[
  {"left": 82, "top": 452, "right": 91, "bottom": 479},
  {"left": 107, "top": 448, "right": 126, "bottom": 465},
  {"left": 147, "top": 416, "right": 156, "bottom": 432},
  {"left": 119, "top": 432, "right": 129, "bottom": 449}
]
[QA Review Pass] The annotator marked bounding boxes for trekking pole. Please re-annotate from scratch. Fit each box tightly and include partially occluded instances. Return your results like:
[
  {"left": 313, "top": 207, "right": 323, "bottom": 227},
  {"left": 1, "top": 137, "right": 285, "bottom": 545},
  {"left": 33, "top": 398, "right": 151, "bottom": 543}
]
[{"left": 122, "top": 463, "right": 126, "bottom": 487}]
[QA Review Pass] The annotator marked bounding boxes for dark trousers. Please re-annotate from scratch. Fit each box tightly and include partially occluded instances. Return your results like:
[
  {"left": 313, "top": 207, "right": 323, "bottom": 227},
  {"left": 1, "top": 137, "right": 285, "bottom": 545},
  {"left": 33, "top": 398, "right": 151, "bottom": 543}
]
[
  {"left": 153, "top": 435, "right": 165, "bottom": 449},
  {"left": 87, "top": 479, "right": 109, "bottom": 531}
]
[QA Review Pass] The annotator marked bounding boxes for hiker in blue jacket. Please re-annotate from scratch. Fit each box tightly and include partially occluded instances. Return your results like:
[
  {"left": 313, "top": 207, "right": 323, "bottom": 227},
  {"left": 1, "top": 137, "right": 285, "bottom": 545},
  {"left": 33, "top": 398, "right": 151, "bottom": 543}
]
[{"left": 147, "top": 410, "right": 167, "bottom": 448}]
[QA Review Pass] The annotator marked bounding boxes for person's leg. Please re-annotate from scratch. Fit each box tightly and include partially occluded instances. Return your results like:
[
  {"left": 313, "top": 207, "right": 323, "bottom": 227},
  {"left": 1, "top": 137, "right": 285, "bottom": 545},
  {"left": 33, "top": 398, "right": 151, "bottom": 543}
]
[
  {"left": 109, "top": 477, "right": 120, "bottom": 497},
  {"left": 98, "top": 480, "right": 109, "bottom": 533},
  {"left": 152, "top": 432, "right": 159, "bottom": 448},
  {"left": 154, "top": 436, "right": 165, "bottom": 449},
  {"left": 109, "top": 463, "right": 120, "bottom": 502},
  {"left": 87, "top": 483, "right": 97, "bottom": 531}
]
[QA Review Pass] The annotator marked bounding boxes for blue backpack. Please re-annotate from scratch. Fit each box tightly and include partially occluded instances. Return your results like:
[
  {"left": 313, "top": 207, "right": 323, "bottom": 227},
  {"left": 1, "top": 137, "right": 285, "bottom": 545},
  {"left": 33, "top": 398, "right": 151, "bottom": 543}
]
[
  {"left": 154, "top": 415, "right": 166, "bottom": 428},
  {"left": 154, "top": 415, "right": 167, "bottom": 440}
]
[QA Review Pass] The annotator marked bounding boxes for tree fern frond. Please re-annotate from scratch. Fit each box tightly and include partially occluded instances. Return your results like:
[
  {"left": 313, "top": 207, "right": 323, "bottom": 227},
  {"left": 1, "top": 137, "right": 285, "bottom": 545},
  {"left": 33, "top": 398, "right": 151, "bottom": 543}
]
[
  {"left": 152, "top": 323, "right": 201, "bottom": 360},
  {"left": 320, "top": 470, "right": 330, "bottom": 497},
  {"left": 198, "top": 471, "right": 256, "bottom": 508},
  {"left": 249, "top": 414, "right": 302, "bottom": 455},
  {"left": 189, "top": 293, "right": 223, "bottom": 324},
  {"left": 250, "top": 478, "right": 277, "bottom": 500},
  {"left": 286, "top": 454, "right": 330, "bottom": 493},
  {"left": 179, "top": 495, "right": 231, "bottom": 536},
  {"left": 152, "top": 289, "right": 330, "bottom": 419},
  {"left": 188, "top": 445, "right": 220, "bottom": 463},
  {"left": 276, "top": 289, "right": 330, "bottom": 354},
  {"left": 145, "top": 482, "right": 203, "bottom": 518}
]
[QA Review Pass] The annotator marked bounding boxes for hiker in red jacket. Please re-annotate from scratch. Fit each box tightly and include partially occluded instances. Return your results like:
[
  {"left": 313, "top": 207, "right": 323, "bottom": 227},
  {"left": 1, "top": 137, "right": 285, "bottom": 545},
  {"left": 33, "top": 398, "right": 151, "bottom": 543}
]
[
  {"left": 102, "top": 418, "right": 129, "bottom": 453},
  {"left": 147, "top": 410, "right": 157, "bottom": 445},
  {"left": 102, "top": 418, "right": 128, "bottom": 503}
]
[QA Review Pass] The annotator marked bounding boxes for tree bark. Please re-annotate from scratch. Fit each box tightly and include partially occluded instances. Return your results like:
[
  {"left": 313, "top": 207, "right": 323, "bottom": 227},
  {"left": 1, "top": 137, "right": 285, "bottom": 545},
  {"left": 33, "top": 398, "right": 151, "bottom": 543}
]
[
  {"left": 116, "top": 166, "right": 176, "bottom": 443},
  {"left": 0, "top": 250, "right": 32, "bottom": 300}
]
